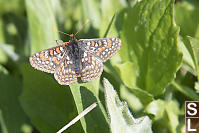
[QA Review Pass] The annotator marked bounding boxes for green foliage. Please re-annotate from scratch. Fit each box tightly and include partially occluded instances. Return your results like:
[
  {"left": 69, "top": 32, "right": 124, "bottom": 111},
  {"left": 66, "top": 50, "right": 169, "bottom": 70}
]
[
  {"left": 104, "top": 78, "right": 152, "bottom": 133},
  {"left": 26, "top": 0, "right": 59, "bottom": 54},
  {"left": 0, "top": 0, "right": 199, "bottom": 133},
  {"left": 20, "top": 63, "right": 83, "bottom": 133},
  {"left": 120, "top": 0, "right": 182, "bottom": 96},
  {"left": 0, "top": 65, "right": 28, "bottom": 133},
  {"left": 175, "top": 0, "right": 199, "bottom": 38}
]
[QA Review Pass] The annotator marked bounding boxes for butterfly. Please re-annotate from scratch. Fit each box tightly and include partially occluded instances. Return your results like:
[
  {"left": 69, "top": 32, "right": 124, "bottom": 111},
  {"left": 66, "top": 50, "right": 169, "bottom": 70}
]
[{"left": 29, "top": 34, "right": 122, "bottom": 85}]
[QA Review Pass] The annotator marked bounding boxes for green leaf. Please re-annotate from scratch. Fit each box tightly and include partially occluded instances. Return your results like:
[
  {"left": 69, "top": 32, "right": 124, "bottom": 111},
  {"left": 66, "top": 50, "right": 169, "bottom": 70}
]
[
  {"left": 120, "top": 0, "right": 182, "bottom": 96},
  {"left": 146, "top": 100, "right": 180, "bottom": 133},
  {"left": 26, "top": 0, "right": 59, "bottom": 54},
  {"left": 0, "top": 18, "right": 7, "bottom": 63},
  {"left": 104, "top": 78, "right": 153, "bottom": 133},
  {"left": 20, "top": 63, "right": 83, "bottom": 133},
  {"left": 102, "top": 14, "right": 116, "bottom": 38},
  {"left": 0, "top": 64, "right": 8, "bottom": 74},
  {"left": 177, "top": 36, "right": 195, "bottom": 75},
  {"left": 118, "top": 61, "right": 154, "bottom": 105},
  {"left": 165, "top": 101, "right": 179, "bottom": 133},
  {"left": 120, "top": 85, "right": 143, "bottom": 112},
  {"left": 188, "top": 36, "right": 199, "bottom": 63},
  {"left": 195, "top": 81, "right": 199, "bottom": 93},
  {"left": 80, "top": 0, "right": 101, "bottom": 29},
  {"left": 183, "top": 36, "right": 199, "bottom": 79},
  {"left": 69, "top": 81, "right": 109, "bottom": 133},
  {"left": 171, "top": 81, "right": 199, "bottom": 101},
  {"left": 118, "top": 61, "right": 137, "bottom": 88},
  {"left": 0, "top": 65, "right": 29, "bottom": 133},
  {"left": 175, "top": 0, "right": 199, "bottom": 38},
  {"left": 99, "top": 0, "right": 127, "bottom": 37}
]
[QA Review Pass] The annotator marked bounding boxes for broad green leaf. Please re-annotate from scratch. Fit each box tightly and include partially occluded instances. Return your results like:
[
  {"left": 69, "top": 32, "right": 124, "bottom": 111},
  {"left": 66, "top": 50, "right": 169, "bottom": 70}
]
[
  {"left": 118, "top": 61, "right": 137, "bottom": 88},
  {"left": 118, "top": 61, "right": 154, "bottom": 106},
  {"left": 20, "top": 63, "right": 83, "bottom": 133},
  {"left": 175, "top": 1, "right": 199, "bottom": 38},
  {"left": 120, "top": 0, "right": 182, "bottom": 96},
  {"left": 26, "top": 0, "right": 59, "bottom": 54},
  {"left": 104, "top": 78, "right": 153, "bottom": 133},
  {"left": 69, "top": 80, "right": 109, "bottom": 133},
  {"left": 146, "top": 100, "right": 180, "bottom": 133},
  {"left": 0, "top": 65, "right": 29, "bottom": 133}
]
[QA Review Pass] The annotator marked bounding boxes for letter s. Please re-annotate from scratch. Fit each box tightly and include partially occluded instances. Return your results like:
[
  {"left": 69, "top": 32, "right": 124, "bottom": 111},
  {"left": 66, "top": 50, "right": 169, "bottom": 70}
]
[{"left": 187, "top": 103, "right": 197, "bottom": 116}]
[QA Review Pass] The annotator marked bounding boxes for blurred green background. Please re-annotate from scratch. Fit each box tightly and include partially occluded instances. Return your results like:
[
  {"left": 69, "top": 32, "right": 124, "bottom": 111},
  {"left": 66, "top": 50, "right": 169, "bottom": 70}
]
[{"left": 0, "top": 0, "right": 199, "bottom": 133}]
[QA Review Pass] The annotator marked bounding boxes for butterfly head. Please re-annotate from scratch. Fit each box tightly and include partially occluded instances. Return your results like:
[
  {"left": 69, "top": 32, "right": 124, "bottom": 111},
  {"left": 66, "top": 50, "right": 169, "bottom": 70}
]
[{"left": 69, "top": 34, "right": 77, "bottom": 42}]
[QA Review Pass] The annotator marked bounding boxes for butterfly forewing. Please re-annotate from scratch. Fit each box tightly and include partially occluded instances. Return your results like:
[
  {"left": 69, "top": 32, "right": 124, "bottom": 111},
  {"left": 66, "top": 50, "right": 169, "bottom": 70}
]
[
  {"left": 79, "top": 37, "right": 122, "bottom": 62},
  {"left": 80, "top": 51, "right": 103, "bottom": 82},
  {"left": 29, "top": 43, "right": 67, "bottom": 73}
]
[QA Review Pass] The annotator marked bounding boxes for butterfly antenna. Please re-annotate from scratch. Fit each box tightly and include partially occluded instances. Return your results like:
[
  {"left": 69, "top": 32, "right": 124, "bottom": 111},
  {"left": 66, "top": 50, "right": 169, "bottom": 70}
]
[
  {"left": 53, "top": 28, "right": 71, "bottom": 36},
  {"left": 75, "top": 20, "right": 89, "bottom": 36}
]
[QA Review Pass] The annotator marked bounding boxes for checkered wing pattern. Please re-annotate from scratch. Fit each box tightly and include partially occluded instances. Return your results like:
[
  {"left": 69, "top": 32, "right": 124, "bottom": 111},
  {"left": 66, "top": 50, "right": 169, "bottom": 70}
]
[
  {"left": 54, "top": 50, "right": 77, "bottom": 85},
  {"left": 29, "top": 43, "right": 68, "bottom": 73},
  {"left": 79, "top": 37, "right": 122, "bottom": 62},
  {"left": 80, "top": 51, "right": 103, "bottom": 82}
]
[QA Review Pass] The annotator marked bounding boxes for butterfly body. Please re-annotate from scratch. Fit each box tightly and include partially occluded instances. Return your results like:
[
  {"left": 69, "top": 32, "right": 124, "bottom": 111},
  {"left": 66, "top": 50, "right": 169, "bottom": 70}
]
[
  {"left": 29, "top": 35, "right": 122, "bottom": 85},
  {"left": 69, "top": 36, "right": 82, "bottom": 76}
]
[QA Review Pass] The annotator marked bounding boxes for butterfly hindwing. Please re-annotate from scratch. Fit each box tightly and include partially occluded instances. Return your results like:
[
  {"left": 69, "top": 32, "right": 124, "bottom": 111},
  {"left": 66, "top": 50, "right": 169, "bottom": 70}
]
[
  {"left": 54, "top": 46, "right": 78, "bottom": 85},
  {"left": 80, "top": 51, "right": 103, "bottom": 82}
]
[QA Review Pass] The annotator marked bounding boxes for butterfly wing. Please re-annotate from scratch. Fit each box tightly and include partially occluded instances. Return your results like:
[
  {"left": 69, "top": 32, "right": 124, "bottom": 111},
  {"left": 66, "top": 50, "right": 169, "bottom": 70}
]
[
  {"left": 80, "top": 50, "right": 103, "bottom": 82},
  {"left": 79, "top": 37, "right": 122, "bottom": 62},
  {"left": 54, "top": 46, "right": 78, "bottom": 85},
  {"left": 29, "top": 42, "right": 68, "bottom": 73}
]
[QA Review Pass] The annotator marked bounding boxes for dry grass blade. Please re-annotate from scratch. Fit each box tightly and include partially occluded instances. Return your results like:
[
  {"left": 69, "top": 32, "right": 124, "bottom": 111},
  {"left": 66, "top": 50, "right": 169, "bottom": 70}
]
[{"left": 57, "top": 102, "right": 98, "bottom": 133}]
